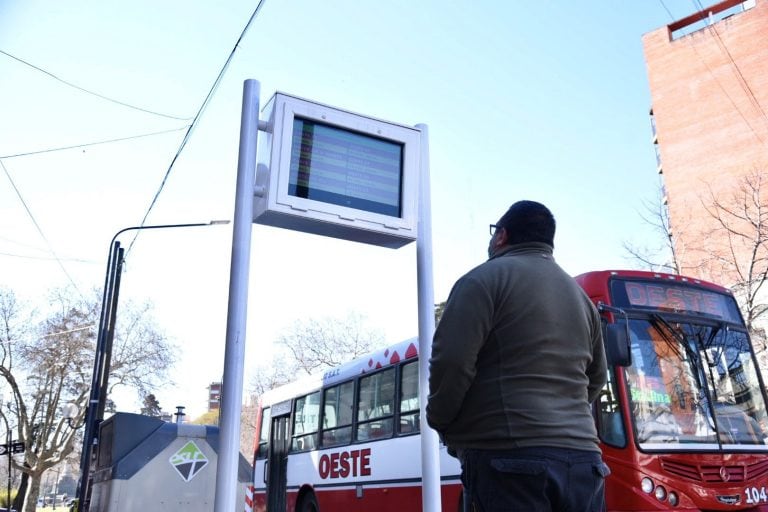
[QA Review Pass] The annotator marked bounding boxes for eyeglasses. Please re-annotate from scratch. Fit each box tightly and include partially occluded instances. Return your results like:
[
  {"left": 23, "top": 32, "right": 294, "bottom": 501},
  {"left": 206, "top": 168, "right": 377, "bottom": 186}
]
[{"left": 489, "top": 224, "right": 500, "bottom": 236}]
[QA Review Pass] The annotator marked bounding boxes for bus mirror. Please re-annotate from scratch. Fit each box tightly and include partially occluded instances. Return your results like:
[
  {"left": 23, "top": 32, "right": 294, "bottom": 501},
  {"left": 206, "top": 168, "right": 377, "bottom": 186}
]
[{"left": 604, "top": 323, "right": 631, "bottom": 367}]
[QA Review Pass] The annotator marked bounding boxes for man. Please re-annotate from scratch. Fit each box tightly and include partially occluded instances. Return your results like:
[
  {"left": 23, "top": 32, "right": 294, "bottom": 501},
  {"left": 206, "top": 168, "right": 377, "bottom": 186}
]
[{"left": 427, "top": 200, "right": 609, "bottom": 511}]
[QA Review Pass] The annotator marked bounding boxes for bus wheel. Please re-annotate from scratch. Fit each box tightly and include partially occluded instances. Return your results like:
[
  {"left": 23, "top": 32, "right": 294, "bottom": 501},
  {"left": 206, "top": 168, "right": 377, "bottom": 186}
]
[{"left": 298, "top": 491, "right": 319, "bottom": 512}]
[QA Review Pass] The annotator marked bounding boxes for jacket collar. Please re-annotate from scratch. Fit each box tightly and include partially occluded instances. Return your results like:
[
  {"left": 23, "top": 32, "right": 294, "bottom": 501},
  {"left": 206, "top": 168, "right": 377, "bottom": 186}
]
[{"left": 489, "top": 242, "right": 554, "bottom": 261}]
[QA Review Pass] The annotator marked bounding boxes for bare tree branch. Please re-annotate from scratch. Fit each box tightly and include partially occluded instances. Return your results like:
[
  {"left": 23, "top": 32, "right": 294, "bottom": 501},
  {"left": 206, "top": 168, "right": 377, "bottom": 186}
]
[
  {"left": 624, "top": 186, "right": 683, "bottom": 274},
  {"left": 0, "top": 287, "right": 176, "bottom": 511},
  {"left": 700, "top": 170, "right": 768, "bottom": 332},
  {"left": 275, "top": 312, "right": 385, "bottom": 376}
]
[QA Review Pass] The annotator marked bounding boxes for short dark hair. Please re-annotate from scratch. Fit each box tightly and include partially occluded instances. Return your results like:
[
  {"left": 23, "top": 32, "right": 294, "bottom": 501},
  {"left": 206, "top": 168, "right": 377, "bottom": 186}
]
[{"left": 498, "top": 200, "right": 555, "bottom": 247}]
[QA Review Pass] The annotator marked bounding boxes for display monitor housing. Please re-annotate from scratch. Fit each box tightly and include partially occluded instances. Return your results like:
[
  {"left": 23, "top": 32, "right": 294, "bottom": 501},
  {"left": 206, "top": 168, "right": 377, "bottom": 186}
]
[{"left": 254, "top": 93, "right": 420, "bottom": 248}]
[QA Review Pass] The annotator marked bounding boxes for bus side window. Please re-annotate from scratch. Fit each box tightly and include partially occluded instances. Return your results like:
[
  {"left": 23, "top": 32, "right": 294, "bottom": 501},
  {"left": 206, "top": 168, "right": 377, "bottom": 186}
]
[
  {"left": 399, "top": 360, "right": 420, "bottom": 435},
  {"left": 357, "top": 367, "right": 395, "bottom": 441},
  {"left": 292, "top": 390, "right": 321, "bottom": 452},
  {"left": 321, "top": 381, "right": 354, "bottom": 447},
  {"left": 256, "top": 407, "right": 271, "bottom": 459},
  {"left": 597, "top": 370, "right": 626, "bottom": 447}
]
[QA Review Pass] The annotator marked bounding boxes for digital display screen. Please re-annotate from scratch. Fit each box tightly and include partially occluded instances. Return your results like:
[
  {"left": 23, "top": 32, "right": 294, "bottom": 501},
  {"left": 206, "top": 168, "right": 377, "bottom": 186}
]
[
  {"left": 288, "top": 117, "right": 404, "bottom": 217},
  {"left": 610, "top": 279, "right": 742, "bottom": 323}
]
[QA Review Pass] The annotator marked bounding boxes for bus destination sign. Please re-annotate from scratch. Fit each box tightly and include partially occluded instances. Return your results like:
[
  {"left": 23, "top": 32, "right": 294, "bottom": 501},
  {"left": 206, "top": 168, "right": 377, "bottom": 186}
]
[{"left": 612, "top": 280, "right": 741, "bottom": 322}]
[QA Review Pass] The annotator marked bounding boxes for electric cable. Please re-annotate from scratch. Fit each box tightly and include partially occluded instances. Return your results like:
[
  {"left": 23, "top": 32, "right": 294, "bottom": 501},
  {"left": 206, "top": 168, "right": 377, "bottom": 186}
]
[
  {"left": 656, "top": 0, "right": 768, "bottom": 149},
  {"left": 0, "top": 158, "right": 86, "bottom": 297},
  {"left": 0, "top": 126, "right": 190, "bottom": 160},
  {"left": 691, "top": 0, "right": 768, "bottom": 131},
  {"left": 0, "top": 49, "right": 191, "bottom": 122},
  {"left": 0, "top": 251, "right": 98, "bottom": 264},
  {"left": 126, "top": 0, "right": 268, "bottom": 255}
]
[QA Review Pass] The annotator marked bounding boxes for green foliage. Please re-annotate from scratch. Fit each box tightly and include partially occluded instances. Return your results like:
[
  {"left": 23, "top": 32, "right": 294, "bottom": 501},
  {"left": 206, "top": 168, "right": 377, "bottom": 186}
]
[
  {"left": 190, "top": 410, "right": 219, "bottom": 425},
  {"left": 141, "top": 393, "right": 162, "bottom": 417},
  {"left": 0, "top": 488, "right": 18, "bottom": 508},
  {"left": 434, "top": 301, "right": 447, "bottom": 325}
]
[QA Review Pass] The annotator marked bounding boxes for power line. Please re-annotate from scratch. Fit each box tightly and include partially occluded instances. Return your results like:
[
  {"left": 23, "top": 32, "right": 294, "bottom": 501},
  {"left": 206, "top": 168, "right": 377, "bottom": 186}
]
[
  {"left": 0, "top": 251, "right": 98, "bottom": 264},
  {"left": 691, "top": 0, "right": 768, "bottom": 132},
  {"left": 0, "top": 158, "right": 86, "bottom": 297},
  {"left": 0, "top": 49, "right": 192, "bottom": 122},
  {"left": 657, "top": 0, "right": 768, "bottom": 149},
  {"left": 0, "top": 126, "right": 190, "bottom": 160},
  {"left": 0, "top": 233, "right": 98, "bottom": 263},
  {"left": 658, "top": 0, "right": 675, "bottom": 19},
  {"left": 688, "top": 44, "right": 767, "bottom": 148},
  {"left": 127, "top": 0, "right": 268, "bottom": 254}
]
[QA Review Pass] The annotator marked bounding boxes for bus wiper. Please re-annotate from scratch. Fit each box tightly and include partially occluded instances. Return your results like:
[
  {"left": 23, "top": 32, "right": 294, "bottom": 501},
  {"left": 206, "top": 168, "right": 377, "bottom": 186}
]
[
  {"left": 651, "top": 314, "right": 722, "bottom": 443},
  {"left": 649, "top": 314, "right": 705, "bottom": 389},
  {"left": 702, "top": 322, "right": 728, "bottom": 366}
]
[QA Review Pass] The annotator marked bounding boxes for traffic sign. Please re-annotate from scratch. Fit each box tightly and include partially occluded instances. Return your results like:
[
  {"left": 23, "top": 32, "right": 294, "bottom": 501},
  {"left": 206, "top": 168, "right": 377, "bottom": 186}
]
[{"left": 0, "top": 441, "right": 24, "bottom": 455}]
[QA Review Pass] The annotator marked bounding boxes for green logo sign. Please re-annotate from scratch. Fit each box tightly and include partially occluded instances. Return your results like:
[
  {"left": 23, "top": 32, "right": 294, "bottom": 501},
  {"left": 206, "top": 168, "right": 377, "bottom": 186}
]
[{"left": 169, "top": 441, "right": 209, "bottom": 482}]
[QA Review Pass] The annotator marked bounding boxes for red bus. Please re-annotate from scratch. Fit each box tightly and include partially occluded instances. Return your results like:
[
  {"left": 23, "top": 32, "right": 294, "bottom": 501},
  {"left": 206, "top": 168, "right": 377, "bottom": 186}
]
[
  {"left": 578, "top": 270, "right": 768, "bottom": 511},
  {"left": 248, "top": 269, "right": 768, "bottom": 511}
]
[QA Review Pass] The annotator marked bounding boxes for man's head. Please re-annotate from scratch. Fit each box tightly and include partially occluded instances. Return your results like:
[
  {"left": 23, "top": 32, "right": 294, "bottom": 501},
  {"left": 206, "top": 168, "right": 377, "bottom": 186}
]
[{"left": 488, "top": 200, "right": 555, "bottom": 258}]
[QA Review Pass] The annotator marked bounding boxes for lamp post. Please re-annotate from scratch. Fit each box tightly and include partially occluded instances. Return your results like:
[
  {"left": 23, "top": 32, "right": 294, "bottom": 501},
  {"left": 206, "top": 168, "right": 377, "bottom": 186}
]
[
  {"left": 51, "top": 465, "right": 61, "bottom": 510},
  {"left": 2, "top": 405, "right": 10, "bottom": 512},
  {"left": 75, "top": 220, "right": 229, "bottom": 512}
]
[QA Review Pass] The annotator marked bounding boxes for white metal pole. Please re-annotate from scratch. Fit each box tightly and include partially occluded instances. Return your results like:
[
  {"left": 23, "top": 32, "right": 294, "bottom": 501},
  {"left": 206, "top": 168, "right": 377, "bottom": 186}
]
[
  {"left": 415, "top": 123, "right": 442, "bottom": 512},
  {"left": 215, "top": 79, "right": 260, "bottom": 512}
]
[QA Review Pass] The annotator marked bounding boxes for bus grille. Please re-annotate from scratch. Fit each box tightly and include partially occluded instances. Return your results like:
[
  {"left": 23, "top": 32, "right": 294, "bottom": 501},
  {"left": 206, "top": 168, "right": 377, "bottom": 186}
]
[{"left": 660, "top": 459, "right": 768, "bottom": 483}]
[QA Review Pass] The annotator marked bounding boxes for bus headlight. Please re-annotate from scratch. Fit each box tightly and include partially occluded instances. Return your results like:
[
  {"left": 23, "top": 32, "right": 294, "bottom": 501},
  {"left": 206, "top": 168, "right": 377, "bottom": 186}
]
[
  {"left": 668, "top": 492, "right": 679, "bottom": 506},
  {"left": 655, "top": 485, "right": 667, "bottom": 501},
  {"left": 641, "top": 477, "right": 654, "bottom": 493}
]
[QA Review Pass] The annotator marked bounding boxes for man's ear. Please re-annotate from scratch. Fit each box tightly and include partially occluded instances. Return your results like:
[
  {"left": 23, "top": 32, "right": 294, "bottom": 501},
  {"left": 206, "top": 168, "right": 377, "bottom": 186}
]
[{"left": 493, "top": 227, "right": 508, "bottom": 250}]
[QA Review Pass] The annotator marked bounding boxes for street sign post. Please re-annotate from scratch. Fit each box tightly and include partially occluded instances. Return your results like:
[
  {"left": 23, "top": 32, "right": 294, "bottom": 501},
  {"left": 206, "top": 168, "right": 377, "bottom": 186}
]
[{"left": 0, "top": 441, "right": 24, "bottom": 456}]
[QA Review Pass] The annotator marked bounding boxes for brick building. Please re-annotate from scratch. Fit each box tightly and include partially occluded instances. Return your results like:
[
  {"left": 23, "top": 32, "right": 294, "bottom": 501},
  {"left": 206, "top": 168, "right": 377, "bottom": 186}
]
[{"left": 642, "top": 0, "right": 768, "bottom": 287}]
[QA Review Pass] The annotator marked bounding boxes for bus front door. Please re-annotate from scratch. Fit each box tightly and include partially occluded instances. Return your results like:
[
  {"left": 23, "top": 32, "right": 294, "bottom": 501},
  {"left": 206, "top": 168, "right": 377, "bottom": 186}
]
[{"left": 266, "top": 414, "right": 290, "bottom": 511}]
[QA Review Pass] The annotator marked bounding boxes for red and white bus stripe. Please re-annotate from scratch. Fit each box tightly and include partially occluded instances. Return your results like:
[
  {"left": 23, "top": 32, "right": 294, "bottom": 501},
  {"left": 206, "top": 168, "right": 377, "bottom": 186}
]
[{"left": 244, "top": 484, "right": 254, "bottom": 512}]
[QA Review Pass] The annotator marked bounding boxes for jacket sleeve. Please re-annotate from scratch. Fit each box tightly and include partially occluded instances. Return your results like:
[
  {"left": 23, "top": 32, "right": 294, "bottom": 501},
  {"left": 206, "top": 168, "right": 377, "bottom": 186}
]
[
  {"left": 427, "top": 274, "right": 494, "bottom": 432},
  {"left": 585, "top": 303, "right": 608, "bottom": 404}
]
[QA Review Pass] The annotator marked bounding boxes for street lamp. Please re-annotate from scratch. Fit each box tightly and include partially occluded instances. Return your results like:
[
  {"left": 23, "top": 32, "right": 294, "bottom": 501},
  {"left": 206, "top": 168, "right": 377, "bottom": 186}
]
[
  {"left": 75, "top": 220, "right": 229, "bottom": 512},
  {"left": 61, "top": 404, "right": 82, "bottom": 431}
]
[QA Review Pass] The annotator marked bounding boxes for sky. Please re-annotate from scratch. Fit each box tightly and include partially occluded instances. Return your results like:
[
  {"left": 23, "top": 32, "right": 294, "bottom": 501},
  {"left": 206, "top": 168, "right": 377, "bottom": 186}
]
[{"left": 0, "top": 1, "right": 708, "bottom": 419}]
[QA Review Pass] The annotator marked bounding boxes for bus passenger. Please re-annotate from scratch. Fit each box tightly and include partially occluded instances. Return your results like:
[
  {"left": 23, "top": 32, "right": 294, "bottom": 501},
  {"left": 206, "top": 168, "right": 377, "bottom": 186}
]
[{"left": 427, "top": 200, "right": 610, "bottom": 512}]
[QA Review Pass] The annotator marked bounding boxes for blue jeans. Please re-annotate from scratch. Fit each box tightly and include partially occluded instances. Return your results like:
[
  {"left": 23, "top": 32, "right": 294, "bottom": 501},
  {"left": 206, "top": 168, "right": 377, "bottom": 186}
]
[{"left": 460, "top": 447, "right": 610, "bottom": 512}]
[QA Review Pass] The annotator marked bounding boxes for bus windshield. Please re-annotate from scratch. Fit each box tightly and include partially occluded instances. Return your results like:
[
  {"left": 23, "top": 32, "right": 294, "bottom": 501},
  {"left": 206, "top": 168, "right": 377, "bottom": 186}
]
[{"left": 626, "top": 315, "right": 768, "bottom": 450}]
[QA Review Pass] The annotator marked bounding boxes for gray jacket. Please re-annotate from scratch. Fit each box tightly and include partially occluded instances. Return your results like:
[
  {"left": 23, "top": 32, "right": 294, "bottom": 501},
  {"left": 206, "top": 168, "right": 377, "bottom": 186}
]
[{"left": 427, "top": 242, "right": 607, "bottom": 452}]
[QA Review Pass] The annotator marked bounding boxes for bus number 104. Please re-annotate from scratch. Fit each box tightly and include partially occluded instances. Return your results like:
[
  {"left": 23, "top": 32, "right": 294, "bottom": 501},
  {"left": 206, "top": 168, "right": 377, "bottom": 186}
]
[{"left": 745, "top": 487, "right": 768, "bottom": 504}]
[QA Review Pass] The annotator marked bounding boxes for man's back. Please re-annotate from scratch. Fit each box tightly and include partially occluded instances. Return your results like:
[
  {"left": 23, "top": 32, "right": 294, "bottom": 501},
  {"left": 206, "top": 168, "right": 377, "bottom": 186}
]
[
  {"left": 428, "top": 242, "right": 605, "bottom": 451},
  {"left": 427, "top": 200, "right": 609, "bottom": 511}
]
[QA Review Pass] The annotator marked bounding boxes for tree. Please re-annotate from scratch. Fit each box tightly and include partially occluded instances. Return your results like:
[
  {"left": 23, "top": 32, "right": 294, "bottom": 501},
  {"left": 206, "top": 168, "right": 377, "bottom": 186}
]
[
  {"left": 248, "top": 352, "right": 297, "bottom": 397},
  {"left": 0, "top": 288, "right": 28, "bottom": 507},
  {"left": 140, "top": 394, "right": 162, "bottom": 417},
  {"left": 628, "top": 170, "right": 768, "bottom": 369},
  {"left": 0, "top": 287, "right": 175, "bottom": 512},
  {"left": 700, "top": 170, "right": 768, "bottom": 334},
  {"left": 191, "top": 410, "right": 218, "bottom": 426},
  {"left": 434, "top": 301, "right": 447, "bottom": 325},
  {"left": 623, "top": 186, "right": 684, "bottom": 274},
  {"left": 275, "top": 312, "right": 384, "bottom": 375},
  {"left": 240, "top": 312, "right": 383, "bottom": 465}
]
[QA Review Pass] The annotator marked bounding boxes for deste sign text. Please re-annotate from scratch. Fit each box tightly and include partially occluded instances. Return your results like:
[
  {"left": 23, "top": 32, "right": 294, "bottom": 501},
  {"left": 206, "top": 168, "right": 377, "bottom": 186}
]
[{"left": 253, "top": 93, "right": 421, "bottom": 248}]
